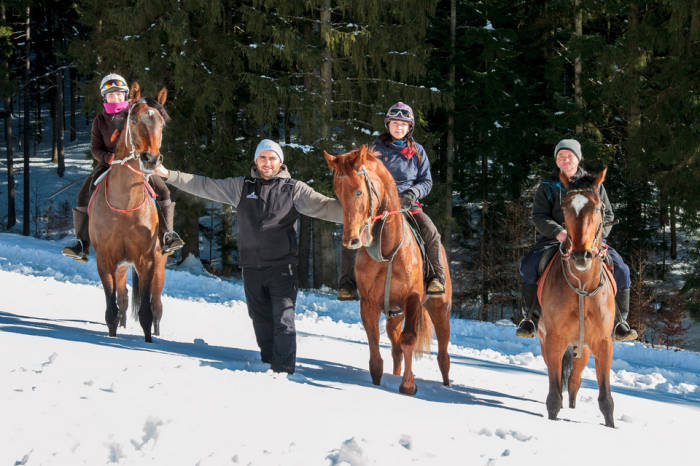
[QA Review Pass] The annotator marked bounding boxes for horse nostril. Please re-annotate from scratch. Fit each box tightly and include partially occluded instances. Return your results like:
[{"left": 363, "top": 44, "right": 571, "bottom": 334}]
[
  {"left": 584, "top": 251, "right": 593, "bottom": 260},
  {"left": 349, "top": 238, "right": 361, "bottom": 248}
]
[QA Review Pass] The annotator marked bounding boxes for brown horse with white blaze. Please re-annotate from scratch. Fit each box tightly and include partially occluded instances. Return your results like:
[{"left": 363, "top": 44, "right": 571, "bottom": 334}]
[
  {"left": 325, "top": 145, "right": 451, "bottom": 395},
  {"left": 89, "top": 82, "right": 169, "bottom": 342},
  {"left": 539, "top": 168, "right": 617, "bottom": 427}
]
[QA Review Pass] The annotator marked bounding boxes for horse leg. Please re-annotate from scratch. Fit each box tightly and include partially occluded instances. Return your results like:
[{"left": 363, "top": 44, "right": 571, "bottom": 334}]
[
  {"left": 150, "top": 257, "right": 166, "bottom": 336},
  {"left": 567, "top": 347, "right": 590, "bottom": 408},
  {"left": 398, "top": 294, "right": 422, "bottom": 395},
  {"left": 426, "top": 300, "right": 451, "bottom": 386},
  {"left": 97, "top": 259, "right": 119, "bottom": 337},
  {"left": 592, "top": 338, "right": 615, "bottom": 427},
  {"left": 385, "top": 314, "right": 404, "bottom": 376},
  {"left": 541, "top": 335, "right": 567, "bottom": 420},
  {"left": 137, "top": 261, "right": 154, "bottom": 343},
  {"left": 115, "top": 266, "right": 128, "bottom": 328},
  {"left": 360, "top": 300, "right": 383, "bottom": 385}
]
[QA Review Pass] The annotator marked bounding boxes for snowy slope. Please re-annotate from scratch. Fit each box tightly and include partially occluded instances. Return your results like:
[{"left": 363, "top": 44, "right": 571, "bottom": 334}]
[{"left": 0, "top": 232, "right": 698, "bottom": 466}]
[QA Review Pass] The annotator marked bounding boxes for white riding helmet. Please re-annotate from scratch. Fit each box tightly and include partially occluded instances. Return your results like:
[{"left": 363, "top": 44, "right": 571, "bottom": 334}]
[{"left": 100, "top": 73, "right": 129, "bottom": 97}]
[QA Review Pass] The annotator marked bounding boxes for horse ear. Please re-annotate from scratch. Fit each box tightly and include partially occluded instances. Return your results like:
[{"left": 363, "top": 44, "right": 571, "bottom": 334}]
[
  {"left": 129, "top": 81, "right": 141, "bottom": 101},
  {"left": 157, "top": 87, "right": 167, "bottom": 105},
  {"left": 358, "top": 144, "right": 368, "bottom": 165},
  {"left": 593, "top": 167, "right": 607, "bottom": 189},
  {"left": 559, "top": 170, "right": 570, "bottom": 189},
  {"left": 323, "top": 150, "right": 336, "bottom": 170}
]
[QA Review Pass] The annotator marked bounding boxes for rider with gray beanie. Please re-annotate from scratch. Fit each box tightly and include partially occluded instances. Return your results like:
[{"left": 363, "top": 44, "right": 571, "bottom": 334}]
[{"left": 515, "top": 138, "right": 637, "bottom": 341}]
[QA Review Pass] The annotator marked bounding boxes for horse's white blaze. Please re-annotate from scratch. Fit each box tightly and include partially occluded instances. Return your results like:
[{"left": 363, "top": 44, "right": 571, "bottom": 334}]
[{"left": 571, "top": 194, "right": 589, "bottom": 217}]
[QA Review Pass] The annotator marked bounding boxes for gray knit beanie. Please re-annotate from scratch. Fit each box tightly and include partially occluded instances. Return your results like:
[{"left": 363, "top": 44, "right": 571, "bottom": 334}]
[
  {"left": 554, "top": 138, "right": 582, "bottom": 161},
  {"left": 254, "top": 139, "right": 284, "bottom": 163}
]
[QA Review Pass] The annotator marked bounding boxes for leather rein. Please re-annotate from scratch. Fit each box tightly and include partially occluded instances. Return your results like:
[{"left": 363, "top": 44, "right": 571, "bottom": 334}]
[
  {"left": 94, "top": 99, "right": 158, "bottom": 214},
  {"left": 334, "top": 165, "right": 420, "bottom": 317}
]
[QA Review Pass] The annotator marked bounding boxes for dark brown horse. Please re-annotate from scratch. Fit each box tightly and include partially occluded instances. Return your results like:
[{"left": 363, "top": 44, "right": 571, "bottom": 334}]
[
  {"left": 89, "top": 82, "right": 169, "bottom": 342},
  {"left": 325, "top": 145, "right": 451, "bottom": 395},
  {"left": 539, "top": 168, "right": 617, "bottom": 427}
]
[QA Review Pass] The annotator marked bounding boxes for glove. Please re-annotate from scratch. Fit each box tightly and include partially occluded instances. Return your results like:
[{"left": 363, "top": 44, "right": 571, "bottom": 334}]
[{"left": 400, "top": 191, "right": 417, "bottom": 210}]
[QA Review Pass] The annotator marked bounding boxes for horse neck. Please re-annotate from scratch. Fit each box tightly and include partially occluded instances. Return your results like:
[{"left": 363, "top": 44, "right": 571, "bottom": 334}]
[
  {"left": 108, "top": 139, "right": 147, "bottom": 206},
  {"left": 372, "top": 168, "right": 403, "bottom": 255}
]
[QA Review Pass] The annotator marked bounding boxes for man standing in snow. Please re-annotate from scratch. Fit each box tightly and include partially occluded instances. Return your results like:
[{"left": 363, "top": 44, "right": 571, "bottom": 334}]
[{"left": 156, "top": 139, "right": 342, "bottom": 374}]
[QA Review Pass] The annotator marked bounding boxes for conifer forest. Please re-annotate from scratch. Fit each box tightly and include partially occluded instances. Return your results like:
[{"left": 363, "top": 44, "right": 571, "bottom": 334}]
[{"left": 1, "top": 1, "right": 699, "bottom": 346}]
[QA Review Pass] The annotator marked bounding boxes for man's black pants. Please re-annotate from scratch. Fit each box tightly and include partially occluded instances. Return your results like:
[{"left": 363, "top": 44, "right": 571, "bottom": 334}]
[{"left": 242, "top": 264, "right": 298, "bottom": 374}]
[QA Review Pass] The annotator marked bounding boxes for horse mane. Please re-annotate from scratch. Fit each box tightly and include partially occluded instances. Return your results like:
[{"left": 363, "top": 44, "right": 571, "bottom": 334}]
[
  {"left": 566, "top": 173, "right": 598, "bottom": 192},
  {"left": 141, "top": 96, "right": 170, "bottom": 122}
]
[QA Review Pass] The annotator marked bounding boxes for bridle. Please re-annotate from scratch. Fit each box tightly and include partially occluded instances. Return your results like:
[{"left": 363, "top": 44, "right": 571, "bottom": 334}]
[{"left": 97, "top": 99, "right": 161, "bottom": 213}]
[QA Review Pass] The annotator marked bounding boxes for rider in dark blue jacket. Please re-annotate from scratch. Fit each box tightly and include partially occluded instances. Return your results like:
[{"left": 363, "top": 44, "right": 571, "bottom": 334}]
[{"left": 337, "top": 102, "right": 446, "bottom": 300}]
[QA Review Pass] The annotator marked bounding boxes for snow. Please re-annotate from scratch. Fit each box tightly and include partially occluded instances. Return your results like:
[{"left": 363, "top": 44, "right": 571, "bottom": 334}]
[{"left": 0, "top": 232, "right": 699, "bottom": 465}]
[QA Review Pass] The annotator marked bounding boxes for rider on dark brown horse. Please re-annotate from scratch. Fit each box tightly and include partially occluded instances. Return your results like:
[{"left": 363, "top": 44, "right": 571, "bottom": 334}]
[
  {"left": 515, "top": 138, "right": 638, "bottom": 341},
  {"left": 337, "top": 102, "right": 446, "bottom": 300},
  {"left": 62, "top": 74, "right": 183, "bottom": 262}
]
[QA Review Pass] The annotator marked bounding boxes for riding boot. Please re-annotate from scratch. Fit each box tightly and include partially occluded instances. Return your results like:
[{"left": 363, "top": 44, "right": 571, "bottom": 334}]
[
  {"left": 613, "top": 288, "right": 638, "bottom": 341},
  {"left": 515, "top": 283, "right": 540, "bottom": 338},
  {"left": 62, "top": 208, "right": 90, "bottom": 262},
  {"left": 158, "top": 201, "right": 184, "bottom": 256},
  {"left": 425, "top": 235, "right": 446, "bottom": 296},
  {"left": 337, "top": 247, "right": 359, "bottom": 301}
]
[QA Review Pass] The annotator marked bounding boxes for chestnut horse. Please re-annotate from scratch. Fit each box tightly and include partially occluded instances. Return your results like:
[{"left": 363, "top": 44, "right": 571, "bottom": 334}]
[
  {"left": 325, "top": 145, "right": 451, "bottom": 395},
  {"left": 539, "top": 168, "right": 617, "bottom": 427},
  {"left": 89, "top": 82, "right": 169, "bottom": 342}
]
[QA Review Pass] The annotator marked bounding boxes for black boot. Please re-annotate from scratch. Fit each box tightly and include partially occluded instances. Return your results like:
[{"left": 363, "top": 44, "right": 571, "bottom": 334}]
[
  {"left": 62, "top": 208, "right": 90, "bottom": 262},
  {"left": 614, "top": 288, "right": 638, "bottom": 341},
  {"left": 159, "top": 201, "right": 184, "bottom": 256},
  {"left": 516, "top": 284, "right": 540, "bottom": 338},
  {"left": 425, "top": 234, "right": 446, "bottom": 296},
  {"left": 337, "top": 247, "right": 359, "bottom": 301}
]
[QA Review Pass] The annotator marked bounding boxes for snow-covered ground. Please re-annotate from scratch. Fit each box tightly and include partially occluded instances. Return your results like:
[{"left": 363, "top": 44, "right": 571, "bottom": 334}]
[{"left": 1, "top": 231, "right": 699, "bottom": 465}]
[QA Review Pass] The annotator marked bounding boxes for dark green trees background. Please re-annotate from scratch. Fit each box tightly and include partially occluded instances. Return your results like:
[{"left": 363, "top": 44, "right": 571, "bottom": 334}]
[{"left": 2, "top": 1, "right": 699, "bottom": 339}]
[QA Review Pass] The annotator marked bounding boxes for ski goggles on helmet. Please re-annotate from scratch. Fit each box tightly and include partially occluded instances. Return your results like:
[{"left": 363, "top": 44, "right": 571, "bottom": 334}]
[
  {"left": 101, "top": 79, "right": 127, "bottom": 93},
  {"left": 386, "top": 108, "right": 413, "bottom": 119}
]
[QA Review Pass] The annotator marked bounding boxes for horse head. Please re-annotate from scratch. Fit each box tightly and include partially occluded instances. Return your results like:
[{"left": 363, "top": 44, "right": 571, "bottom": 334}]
[
  {"left": 559, "top": 168, "right": 607, "bottom": 272},
  {"left": 121, "top": 82, "right": 170, "bottom": 172},
  {"left": 324, "top": 145, "right": 395, "bottom": 249}
]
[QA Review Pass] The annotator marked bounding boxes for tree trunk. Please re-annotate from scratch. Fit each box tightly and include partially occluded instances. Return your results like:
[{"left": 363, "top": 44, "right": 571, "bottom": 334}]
[
  {"left": 70, "top": 68, "right": 76, "bottom": 141},
  {"left": 57, "top": 70, "right": 65, "bottom": 177},
  {"left": 574, "top": 0, "right": 583, "bottom": 134},
  {"left": 23, "top": 6, "right": 30, "bottom": 236},
  {"left": 5, "top": 95, "right": 15, "bottom": 228},
  {"left": 298, "top": 215, "right": 311, "bottom": 288},
  {"left": 670, "top": 204, "right": 677, "bottom": 260},
  {"left": 443, "top": 0, "right": 456, "bottom": 251},
  {"left": 312, "top": 218, "right": 322, "bottom": 288},
  {"left": 319, "top": 221, "right": 337, "bottom": 288}
]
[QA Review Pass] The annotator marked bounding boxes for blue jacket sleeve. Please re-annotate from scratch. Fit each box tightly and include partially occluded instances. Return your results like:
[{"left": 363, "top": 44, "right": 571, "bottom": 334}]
[{"left": 410, "top": 144, "right": 433, "bottom": 200}]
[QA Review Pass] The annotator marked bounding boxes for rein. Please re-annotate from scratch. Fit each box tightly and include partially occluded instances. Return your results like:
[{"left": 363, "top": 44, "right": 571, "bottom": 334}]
[
  {"left": 98, "top": 99, "right": 158, "bottom": 214},
  {"left": 559, "top": 188, "right": 610, "bottom": 358},
  {"left": 335, "top": 165, "right": 413, "bottom": 317}
]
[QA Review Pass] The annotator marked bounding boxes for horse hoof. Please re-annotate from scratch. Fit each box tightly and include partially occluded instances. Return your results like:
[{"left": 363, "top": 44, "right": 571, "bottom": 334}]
[
  {"left": 400, "top": 385, "right": 417, "bottom": 396},
  {"left": 144, "top": 335, "right": 153, "bottom": 343},
  {"left": 108, "top": 329, "right": 117, "bottom": 337}
]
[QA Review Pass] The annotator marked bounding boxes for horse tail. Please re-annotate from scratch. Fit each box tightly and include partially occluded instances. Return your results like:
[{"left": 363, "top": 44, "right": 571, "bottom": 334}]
[
  {"left": 131, "top": 266, "right": 141, "bottom": 321},
  {"left": 561, "top": 346, "right": 574, "bottom": 393},
  {"left": 414, "top": 306, "right": 433, "bottom": 359}
]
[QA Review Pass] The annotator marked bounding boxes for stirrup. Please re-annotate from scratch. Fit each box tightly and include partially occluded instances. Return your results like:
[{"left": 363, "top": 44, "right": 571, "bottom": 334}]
[
  {"left": 61, "top": 240, "right": 89, "bottom": 263},
  {"left": 426, "top": 278, "right": 445, "bottom": 296},
  {"left": 162, "top": 231, "right": 184, "bottom": 255},
  {"left": 337, "top": 286, "right": 359, "bottom": 301},
  {"left": 515, "top": 319, "right": 537, "bottom": 338},
  {"left": 613, "top": 322, "right": 638, "bottom": 342}
]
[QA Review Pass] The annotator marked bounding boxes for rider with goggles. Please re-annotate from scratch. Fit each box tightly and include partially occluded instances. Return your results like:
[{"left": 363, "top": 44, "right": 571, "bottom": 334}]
[
  {"left": 62, "top": 73, "right": 183, "bottom": 262},
  {"left": 338, "top": 101, "right": 447, "bottom": 300}
]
